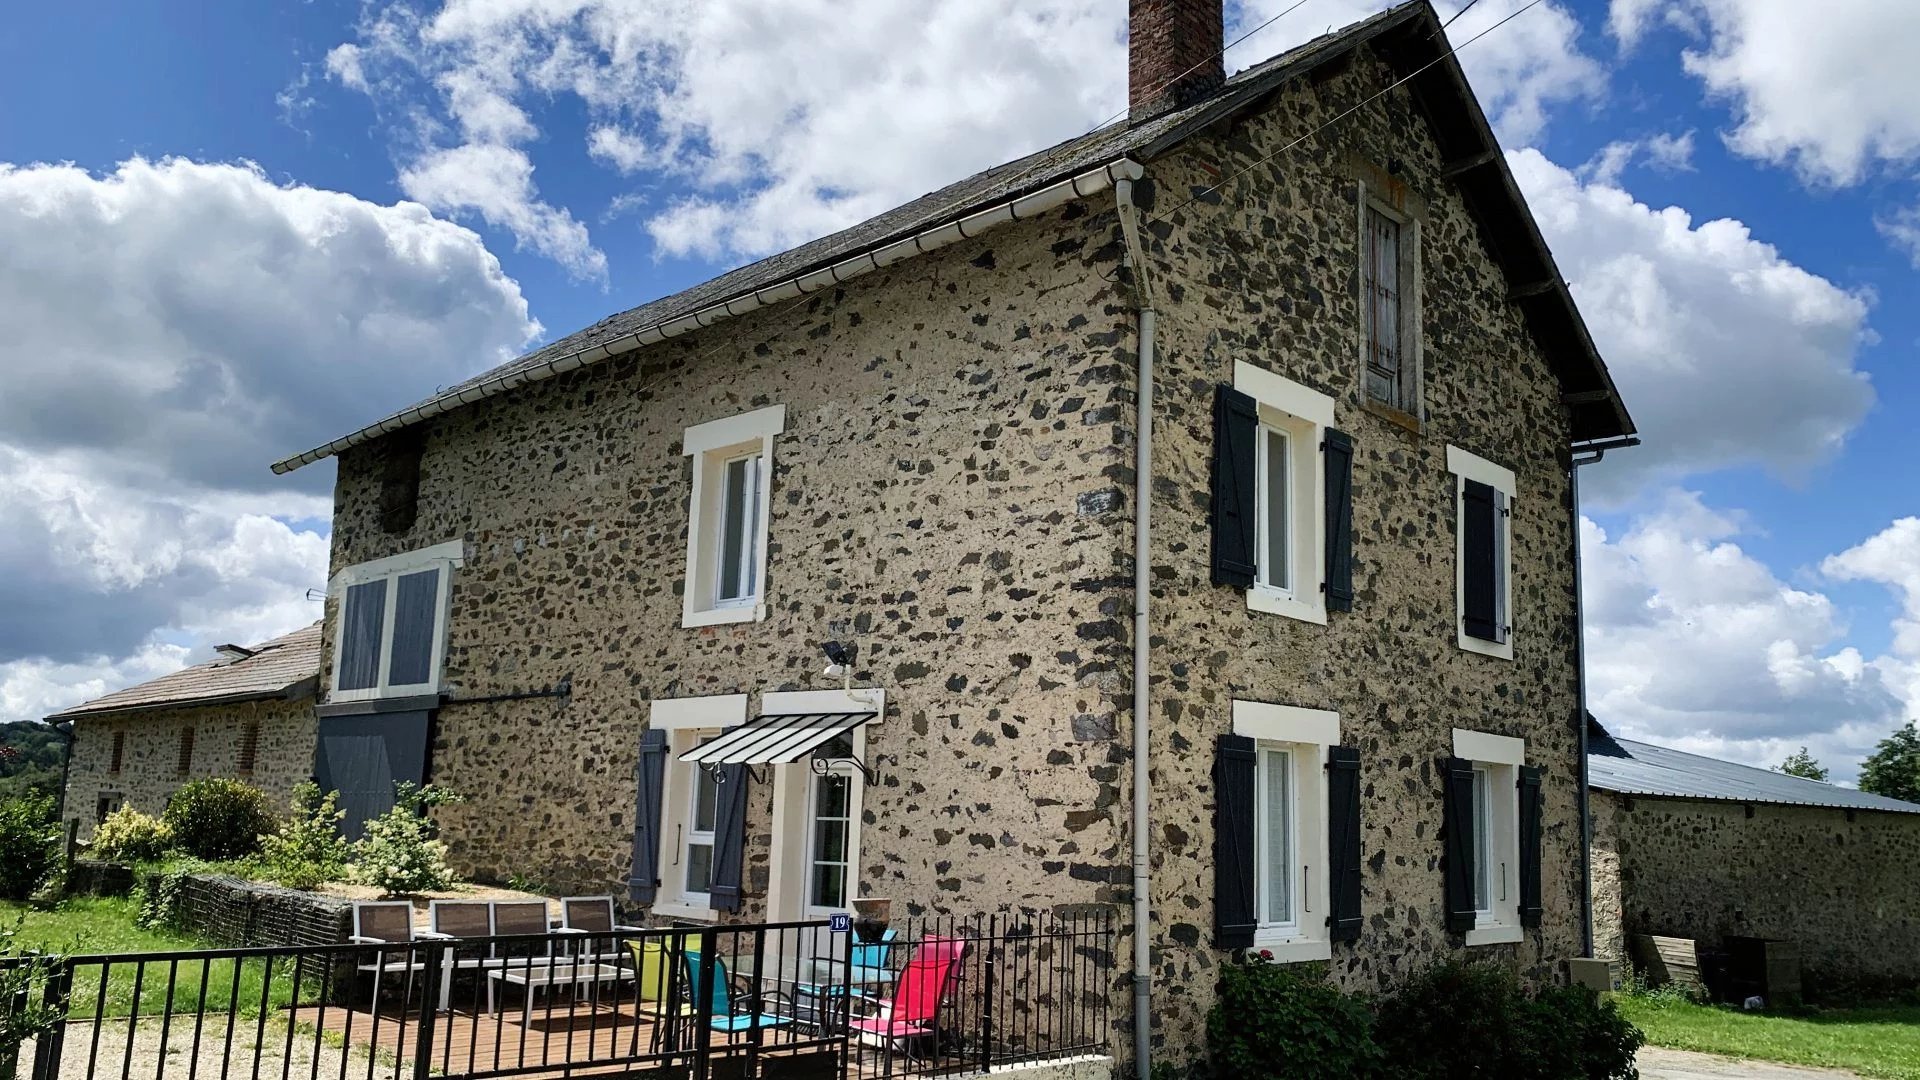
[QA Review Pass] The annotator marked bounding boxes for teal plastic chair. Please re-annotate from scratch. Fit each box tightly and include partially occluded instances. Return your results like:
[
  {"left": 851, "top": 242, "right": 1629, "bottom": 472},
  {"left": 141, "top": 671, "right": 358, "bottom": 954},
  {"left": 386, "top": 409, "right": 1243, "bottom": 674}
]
[{"left": 684, "top": 948, "right": 794, "bottom": 1034}]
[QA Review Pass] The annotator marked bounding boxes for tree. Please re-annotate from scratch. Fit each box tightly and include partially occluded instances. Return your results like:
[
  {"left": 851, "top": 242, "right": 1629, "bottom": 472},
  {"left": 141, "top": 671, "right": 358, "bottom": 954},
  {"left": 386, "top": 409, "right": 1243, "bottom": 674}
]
[
  {"left": 1775, "top": 747, "right": 1829, "bottom": 782},
  {"left": 1859, "top": 726, "right": 1920, "bottom": 805}
]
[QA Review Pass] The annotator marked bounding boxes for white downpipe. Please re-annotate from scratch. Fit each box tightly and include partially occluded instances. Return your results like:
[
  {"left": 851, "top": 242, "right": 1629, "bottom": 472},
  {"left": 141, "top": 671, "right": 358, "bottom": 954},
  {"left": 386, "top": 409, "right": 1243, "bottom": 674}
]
[
  {"left": 1115, "top": 177, "right": 1155, "bottom": 1078},
  {"left": 274, "top": 158, "right": 1148, "bottom": 475}
]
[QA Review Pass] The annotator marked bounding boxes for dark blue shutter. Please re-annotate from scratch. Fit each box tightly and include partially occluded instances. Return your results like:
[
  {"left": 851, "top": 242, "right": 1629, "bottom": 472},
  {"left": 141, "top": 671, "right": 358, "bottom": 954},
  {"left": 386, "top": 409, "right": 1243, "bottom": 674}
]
[
  {"left": 1518, "top": 765, "right": 1543, "bottom": 929},
  {"left": 1210, "top": 386, "right": 1259, "bottom": 588},
  {"left": 387, "top": 568, "right": 439, "bottom": 687},
  {"left": 1326, "top": 745, "right": 1363, "bottom": 942},
  {"left": 1212, "top": 734, "right": 1258, "bottom": 949},
  {"left": 1323, "top": 429, "right": 1355, "bottom": 612},
  {"left": 1461, "top": 479, "right": 1500, "bottom": 642},
  {"left": 628, "top": 729, "right": 669, "bottom": 904},
  {"left": 1441, "top": 756, "right": 1476, "bottom": 934},
  {"left": 338, "top": 579, "right": 386, "bottom": 692},
  {"left": 708, "top": 761, "right": 750, "bottom": 912}
]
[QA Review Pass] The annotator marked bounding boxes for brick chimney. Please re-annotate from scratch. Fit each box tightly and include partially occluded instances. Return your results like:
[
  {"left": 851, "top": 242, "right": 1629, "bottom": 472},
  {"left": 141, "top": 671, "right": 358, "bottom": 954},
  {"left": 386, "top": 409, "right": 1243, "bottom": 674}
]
[{"left": 1130, "top": 0, "right": 1225, "bottom": 121}]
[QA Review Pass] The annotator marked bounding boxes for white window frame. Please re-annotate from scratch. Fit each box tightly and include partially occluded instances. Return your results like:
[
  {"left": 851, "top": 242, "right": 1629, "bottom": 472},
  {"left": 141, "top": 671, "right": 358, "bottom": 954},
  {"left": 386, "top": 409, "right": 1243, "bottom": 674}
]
[
  {"left": 648, "top": 694, "right": 749, "bottom": 921},
  {"left": 1447, "top": 446, "right": 1517, "bottom": 660},
  {"left": 1454, "top": 728, "right": 1523, "bottom": 946},
  {"left": 765, "top": 689, "right": 885, "bottom": 923},
  {"left": 682, "top": 405, "right": 784, "bottom": 628},
  {"left": 1357, "top": 188, "right": 1423, "bottom": 421},
  {"left": 1233, "top": 362, "right": 1333, "bottom": 626},
  {"left": 328, "top": 539, "right": 464, "bottom": 702},
  {"left": 1234, "top": 701, "right": 1338, "bottom": 962}
]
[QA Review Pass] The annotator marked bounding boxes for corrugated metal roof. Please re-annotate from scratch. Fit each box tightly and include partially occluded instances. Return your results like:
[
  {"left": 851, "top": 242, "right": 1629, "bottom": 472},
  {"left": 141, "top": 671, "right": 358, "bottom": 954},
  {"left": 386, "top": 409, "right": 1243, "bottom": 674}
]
[
  {"left": 47, "top": 623, "right": 321, "bottom": 720},
  {"left": 1589, "top": 723, "right": 1920, "bottom": 815},
  {"left": 271, "top": 0, "right": 1630, "bottom": 474}
]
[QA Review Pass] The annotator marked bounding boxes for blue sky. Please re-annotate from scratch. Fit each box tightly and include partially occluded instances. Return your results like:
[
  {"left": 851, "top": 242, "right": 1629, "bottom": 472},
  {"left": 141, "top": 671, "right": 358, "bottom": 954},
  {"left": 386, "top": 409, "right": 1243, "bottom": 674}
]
[{"left": 1, "top": 0, "right": 1915, "bottom": 779}]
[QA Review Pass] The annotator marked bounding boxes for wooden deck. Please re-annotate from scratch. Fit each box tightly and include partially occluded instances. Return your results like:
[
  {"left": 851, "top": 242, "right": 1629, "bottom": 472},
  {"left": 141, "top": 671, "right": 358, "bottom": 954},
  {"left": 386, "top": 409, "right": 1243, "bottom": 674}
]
[{"left": 287, "top": 992, "right": 951, "bottom": 1080}]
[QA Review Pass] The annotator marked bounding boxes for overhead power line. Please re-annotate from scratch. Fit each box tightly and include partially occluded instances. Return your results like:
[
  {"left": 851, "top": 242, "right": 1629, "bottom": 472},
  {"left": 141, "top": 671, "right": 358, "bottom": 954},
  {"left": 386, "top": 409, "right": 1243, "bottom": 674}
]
[{"left": 1148, "top": 0, "right": 1548, "bottom": 229}]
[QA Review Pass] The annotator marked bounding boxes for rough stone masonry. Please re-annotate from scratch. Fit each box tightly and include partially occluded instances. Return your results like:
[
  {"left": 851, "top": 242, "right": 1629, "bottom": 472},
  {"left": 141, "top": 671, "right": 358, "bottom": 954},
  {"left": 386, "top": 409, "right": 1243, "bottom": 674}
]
[{"left": 323, "top": 44, "right": 1591, "bottom": 1067}]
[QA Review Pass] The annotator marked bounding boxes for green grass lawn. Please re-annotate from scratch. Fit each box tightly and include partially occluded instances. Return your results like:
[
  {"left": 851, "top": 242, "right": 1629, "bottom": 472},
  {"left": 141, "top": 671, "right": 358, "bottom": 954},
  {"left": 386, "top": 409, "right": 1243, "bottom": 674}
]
[
  {"left": 1618, "top": 993, "right": 1920, "bottom": 1080},
  {"left": 6, "top": 898, "right": 304, "bottom": 1019}
]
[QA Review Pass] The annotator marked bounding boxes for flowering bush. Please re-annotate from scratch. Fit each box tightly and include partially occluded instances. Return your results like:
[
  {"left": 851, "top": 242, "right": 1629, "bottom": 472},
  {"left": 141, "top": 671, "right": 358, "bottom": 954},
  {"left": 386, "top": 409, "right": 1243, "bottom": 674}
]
[
  {"left": 259, "top": 783, "right": 349, "bottom": 889},
  {"left": 89, "top": 806, "right": 175, "bottom": 864},
  {"left": 347, "top": 784, "right": 464, "bottom": 895}
]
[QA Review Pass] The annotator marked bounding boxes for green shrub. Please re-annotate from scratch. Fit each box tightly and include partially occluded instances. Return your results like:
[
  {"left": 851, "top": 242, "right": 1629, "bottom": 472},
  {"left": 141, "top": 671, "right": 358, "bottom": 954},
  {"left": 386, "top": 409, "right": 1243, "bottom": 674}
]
[
  {"left": 0, "top": 919, "right": 61, "bottom": 1074},
  {"left": 1377, "top": 962, "right": 1640, "bottom": 1080},
  {"left": 0, "top": 793, "right": 60, "bottom": 901},
  {"left": 259, "top": 783, "right": 349, "bottom": 889},
  {"left": 1207, "top": 958, "right": 1381, "bottom": 1080},
  {"left": 347, "top": 784, "right": 464, "bottom": 895},
  {"left": 163, "top": 778, "right": 275, "bottom": 861},
  {"left": 89, "top": 806, "right": 175, "bottom": 864}
]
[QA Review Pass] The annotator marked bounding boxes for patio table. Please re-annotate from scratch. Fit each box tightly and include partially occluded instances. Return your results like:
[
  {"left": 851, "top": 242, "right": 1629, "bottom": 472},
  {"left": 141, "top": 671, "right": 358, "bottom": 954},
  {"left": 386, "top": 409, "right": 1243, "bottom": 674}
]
[{"left": 487, "top": 961, "right": 629, "bottom": 1027}]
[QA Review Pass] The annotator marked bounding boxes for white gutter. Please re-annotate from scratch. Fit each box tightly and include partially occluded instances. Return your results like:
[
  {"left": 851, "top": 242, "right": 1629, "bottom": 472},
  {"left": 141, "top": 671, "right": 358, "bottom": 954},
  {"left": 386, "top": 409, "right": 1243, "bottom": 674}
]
[
  {"left": 1115, "top": 174, "right": 1155, "bottom": 1077},
  {"left": 272, "top": 158, "right": 1149, "bottom": 475}
]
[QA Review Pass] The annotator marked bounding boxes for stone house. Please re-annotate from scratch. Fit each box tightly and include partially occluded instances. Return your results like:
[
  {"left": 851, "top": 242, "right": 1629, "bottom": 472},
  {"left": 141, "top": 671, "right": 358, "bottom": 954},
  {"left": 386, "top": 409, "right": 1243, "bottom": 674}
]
[
  {"left": 269, "top": 0, "right": 1636, "bottom": 1066},
  {"left": 54, "top": 623, "right": 321, "bottom": 840},
  {"left": 1589, "top": 722, "right": 1920, "bottom": 993}
]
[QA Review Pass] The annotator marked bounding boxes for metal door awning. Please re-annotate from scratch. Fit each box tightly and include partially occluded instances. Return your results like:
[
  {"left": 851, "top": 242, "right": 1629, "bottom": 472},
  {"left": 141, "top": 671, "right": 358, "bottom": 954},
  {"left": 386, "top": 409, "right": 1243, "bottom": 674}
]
[{"left": 677, "top": 711, "right": 878, "bottom": 766}]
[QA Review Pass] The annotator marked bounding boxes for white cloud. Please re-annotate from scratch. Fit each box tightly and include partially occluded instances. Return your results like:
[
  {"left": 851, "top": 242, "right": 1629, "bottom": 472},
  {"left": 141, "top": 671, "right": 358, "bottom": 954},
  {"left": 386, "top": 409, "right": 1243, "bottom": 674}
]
[
  {"left": 0, "top": 156, "right": 538, "bottom": 721},
  {"left": 1823, "top": 518, "right": 1920, "bottom": 716},
  {"left": 1508, "top": 148, "right": 1874, "bottom": 497},
  {"left": 1609, "top": 0, "right": 1920, "bottom": 187},
  {"left": 1877, "top": 205, "right": 1920, "bottom": 268},
  {"left": 1584, "top": 492, "right": 1908, "bottom": 780},
  {"left": 398, "top": 144, "right": 605, "bottom": 278},
  {"left": 1581, "top": 130, "right": 1694, "bottom": 187},
  {"left": 1234, "top": 0, "right": 1606, "bottom": 147}
]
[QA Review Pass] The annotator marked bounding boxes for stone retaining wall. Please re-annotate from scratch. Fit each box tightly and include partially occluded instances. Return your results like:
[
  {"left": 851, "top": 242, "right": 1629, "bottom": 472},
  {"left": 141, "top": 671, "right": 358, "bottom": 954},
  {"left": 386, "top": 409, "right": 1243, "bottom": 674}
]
[{"left": 148, "top": 873, "right": 352, "bottom": 948}]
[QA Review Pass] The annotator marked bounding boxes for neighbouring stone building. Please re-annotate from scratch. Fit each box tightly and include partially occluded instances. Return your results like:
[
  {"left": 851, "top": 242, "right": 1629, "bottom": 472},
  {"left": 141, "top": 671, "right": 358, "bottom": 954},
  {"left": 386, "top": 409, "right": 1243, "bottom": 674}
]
[
  {"left": 269, "top": 0, "right": 1636, "bottom": 1067},
  {"left": 54, "top": 624, "right": 321, "bottom": 840},
  {"left": 1589, "top": 722, "right": 1920, "bottom": 992}
]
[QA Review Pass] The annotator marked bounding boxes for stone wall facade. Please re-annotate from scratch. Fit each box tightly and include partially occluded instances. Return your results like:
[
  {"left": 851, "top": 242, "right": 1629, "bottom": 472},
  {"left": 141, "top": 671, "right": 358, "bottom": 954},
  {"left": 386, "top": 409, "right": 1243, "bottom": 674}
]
[
  {"left": 1129, "top": 47, "right": 1586, "bottom": 1053},
  {"left": 64, "top": 698, "right": 315, "bottom": 840},
  {"left": 1591, "top": 790, "right": 1920, "bottom": 989},
  {"left": 319, "top": 43, "right": 1593, "bottom": 1072}
]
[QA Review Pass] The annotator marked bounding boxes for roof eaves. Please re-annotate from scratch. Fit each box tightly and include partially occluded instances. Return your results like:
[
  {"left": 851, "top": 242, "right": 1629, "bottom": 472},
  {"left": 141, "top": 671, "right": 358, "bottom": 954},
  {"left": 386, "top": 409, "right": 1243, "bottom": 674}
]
[{"left": 49, "top": 687, "right": 299, "bottom": 722}]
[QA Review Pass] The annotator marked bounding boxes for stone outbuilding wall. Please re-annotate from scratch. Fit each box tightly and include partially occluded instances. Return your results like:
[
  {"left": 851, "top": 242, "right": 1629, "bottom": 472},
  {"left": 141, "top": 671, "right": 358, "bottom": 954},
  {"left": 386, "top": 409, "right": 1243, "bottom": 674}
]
[
  {"left": 1591, "top": 790, "right": 1920, "bottom": 990},
  {"left": 320, "top": 40, "right": 1592, "bottom": 1072},
  {"left": 64, "top": 698, "right": 316, "bottom": 840}
]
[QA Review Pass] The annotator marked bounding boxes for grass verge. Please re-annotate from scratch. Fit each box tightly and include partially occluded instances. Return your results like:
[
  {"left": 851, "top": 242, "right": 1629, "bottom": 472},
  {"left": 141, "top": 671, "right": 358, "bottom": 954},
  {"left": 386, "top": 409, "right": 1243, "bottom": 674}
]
[
  {"left": 6, "top": 897, "right": 303, "bottom": 1019},
  {"left": 1617, "top": 993, "right": 1920, "bottom": 1079}
]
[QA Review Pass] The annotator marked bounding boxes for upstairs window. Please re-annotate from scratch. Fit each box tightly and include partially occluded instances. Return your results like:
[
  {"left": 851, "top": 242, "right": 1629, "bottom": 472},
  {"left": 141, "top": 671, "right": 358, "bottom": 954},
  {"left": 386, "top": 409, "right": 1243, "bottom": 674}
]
[
  {"left": 1210, "top": 363, "right": 1353, "bottom": 624},
  {"left": 682, "top": 405, "right": 784, "bottom": 627},
  {"left": 1447, "top": 446, "right": 1516, "bottom": 660},
  {"left": 176, "top": 726, "right": 195, "bottom": 776},
  {"left": 109, "top": 731, "right": 125, "bottom": 775},
  {"left": 1358, "top": 191, "right": 1421, "bottom": 421},
  {"left": 330, "top": 539, "right": 464, "bottom": 702}
]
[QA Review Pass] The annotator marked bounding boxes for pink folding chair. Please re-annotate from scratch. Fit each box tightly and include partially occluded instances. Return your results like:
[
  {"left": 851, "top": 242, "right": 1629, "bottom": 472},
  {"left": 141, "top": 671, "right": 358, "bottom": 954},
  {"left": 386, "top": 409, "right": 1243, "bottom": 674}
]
[{"left": 850, "top": 935, "right": 969, "bottom": 1062}]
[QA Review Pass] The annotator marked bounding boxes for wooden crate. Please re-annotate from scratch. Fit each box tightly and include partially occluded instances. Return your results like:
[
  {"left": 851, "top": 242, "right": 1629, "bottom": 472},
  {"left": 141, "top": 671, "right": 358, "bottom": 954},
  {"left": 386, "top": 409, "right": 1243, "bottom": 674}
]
[{"left": 1630, "top": 934, "right": 1702, "bottom": 993}]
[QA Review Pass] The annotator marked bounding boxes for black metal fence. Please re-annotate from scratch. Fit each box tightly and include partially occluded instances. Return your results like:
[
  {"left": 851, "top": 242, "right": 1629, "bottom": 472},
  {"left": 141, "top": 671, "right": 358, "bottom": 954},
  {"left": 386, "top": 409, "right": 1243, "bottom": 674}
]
[{"left": 7, "top": 911, "right": 1112, "bottom": 1080}]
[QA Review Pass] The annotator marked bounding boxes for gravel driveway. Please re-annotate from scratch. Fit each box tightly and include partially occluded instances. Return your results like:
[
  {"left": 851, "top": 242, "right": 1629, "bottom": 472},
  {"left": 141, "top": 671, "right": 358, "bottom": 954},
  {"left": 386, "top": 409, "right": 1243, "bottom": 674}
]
[{"left": 1638, "top": 1046, "right": 1866, "bottom": 1079}]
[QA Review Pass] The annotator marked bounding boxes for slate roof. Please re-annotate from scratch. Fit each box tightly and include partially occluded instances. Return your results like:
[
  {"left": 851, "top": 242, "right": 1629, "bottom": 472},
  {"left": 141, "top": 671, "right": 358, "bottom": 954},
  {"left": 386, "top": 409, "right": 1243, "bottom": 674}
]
[
  {"left": 1588, "top": 721, "right": 1920, "bottom": 815},
  {"left": 274, "top": 0, "right": 1632, "bottom": 474},
  {"left": 47, "top": 623, "right": 322, "bottom": 721}
]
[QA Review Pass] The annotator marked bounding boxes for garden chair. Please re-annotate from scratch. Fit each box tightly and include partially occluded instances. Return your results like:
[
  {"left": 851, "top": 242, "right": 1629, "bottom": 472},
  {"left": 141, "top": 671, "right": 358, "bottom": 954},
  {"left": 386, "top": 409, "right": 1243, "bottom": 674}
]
[
  {"left": 349, "top": 901, "right": 426, "bottom": 1011},
  {"left": 555, "top": 895, "right": 643, "bottom": 964},
  {"left": 485, "top": 899, "right": 575, "bottom": 1018},
  {"left": 788, "top": 927, "right": 897, "bottom": 1031},
  {"left": 683, "top": 946, "right": 795, "bottom": 1036},
  {"left": 850, "top": 935, "right": 969, "bottom": 1063},
  {"left": 424, "top": 899, "right": 494, "bottom": 1012}
]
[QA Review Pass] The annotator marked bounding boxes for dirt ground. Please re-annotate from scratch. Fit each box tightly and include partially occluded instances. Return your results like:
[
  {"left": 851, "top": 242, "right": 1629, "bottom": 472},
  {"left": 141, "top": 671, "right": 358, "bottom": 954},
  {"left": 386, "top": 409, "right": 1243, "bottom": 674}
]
[
  {"left": 1637, "top": 1046, "right": 1866, "bottom": 1080},
  {"left": 20, "top": 1014, "right": 391, "bottom": 1080}
]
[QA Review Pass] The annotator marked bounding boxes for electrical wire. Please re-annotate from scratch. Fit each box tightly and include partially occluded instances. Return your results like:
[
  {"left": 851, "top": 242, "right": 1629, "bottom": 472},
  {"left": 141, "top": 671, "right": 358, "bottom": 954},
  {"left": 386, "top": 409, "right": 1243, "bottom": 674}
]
[
  {"left": 1438, "top": 0, "right": 1486, "bottom": 34},
  {"left": 1147, "top": 0, "right": 1546, "bottom": 230}
]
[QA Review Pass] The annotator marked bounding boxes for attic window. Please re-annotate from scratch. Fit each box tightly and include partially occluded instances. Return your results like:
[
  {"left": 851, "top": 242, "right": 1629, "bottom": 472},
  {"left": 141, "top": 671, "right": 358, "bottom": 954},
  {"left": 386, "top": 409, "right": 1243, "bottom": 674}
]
[
  {"left": 1358, "top": 190, "right": 1421, "bottom": 422},
  {"left": 176, "top": 726, "right": 196, "bottom": 777},
  {"left": 330, "top": 539, "right": 463, "bottom": 703},
  {"left": 379, "top": 431, "right": 426, "bottom": 535},
  {"left": 237, "top": 722, "right": 260, "bottom": 776},
  {"left": 109, "top": 731, "right": 125, "bottom": 775},
  {"left": 681, "top": 405, "right": 784, "bottom": 628}
]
